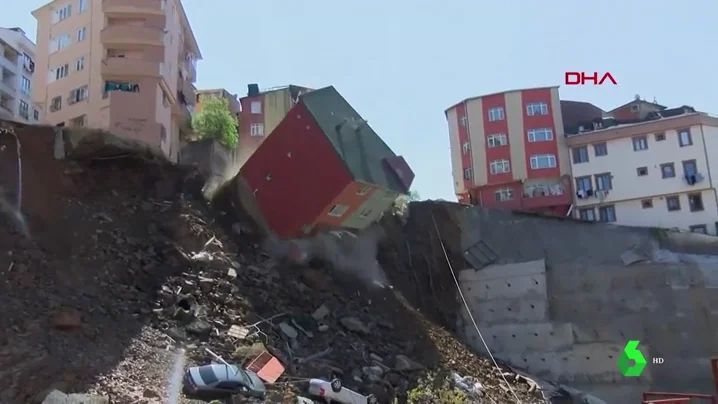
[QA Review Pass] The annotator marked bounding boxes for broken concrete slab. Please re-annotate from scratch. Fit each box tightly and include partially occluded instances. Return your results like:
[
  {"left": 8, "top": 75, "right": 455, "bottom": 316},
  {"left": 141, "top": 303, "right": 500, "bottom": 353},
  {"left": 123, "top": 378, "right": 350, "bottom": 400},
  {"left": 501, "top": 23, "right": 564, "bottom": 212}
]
[{"left": 42, "top": 390, "right": 109, "bottom": 404}]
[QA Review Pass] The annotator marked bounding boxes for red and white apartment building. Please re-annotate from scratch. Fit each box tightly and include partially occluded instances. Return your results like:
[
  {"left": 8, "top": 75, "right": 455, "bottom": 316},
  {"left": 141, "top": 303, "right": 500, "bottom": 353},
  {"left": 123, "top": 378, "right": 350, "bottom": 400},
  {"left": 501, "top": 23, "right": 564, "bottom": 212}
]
[{"left": 445, "top": 87, "right": 573, "bottom": 215}]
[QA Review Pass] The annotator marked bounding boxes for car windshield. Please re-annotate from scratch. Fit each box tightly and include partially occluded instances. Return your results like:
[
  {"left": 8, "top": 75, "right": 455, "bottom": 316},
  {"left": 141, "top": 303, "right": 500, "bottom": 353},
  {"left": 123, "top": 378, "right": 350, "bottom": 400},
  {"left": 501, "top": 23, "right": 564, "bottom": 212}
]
[
  {"left": 198, "top": 366, "right": 219, "bottom": 384},
  {"left": 233, "top": 369, "right": 252, "bottom": 387}
]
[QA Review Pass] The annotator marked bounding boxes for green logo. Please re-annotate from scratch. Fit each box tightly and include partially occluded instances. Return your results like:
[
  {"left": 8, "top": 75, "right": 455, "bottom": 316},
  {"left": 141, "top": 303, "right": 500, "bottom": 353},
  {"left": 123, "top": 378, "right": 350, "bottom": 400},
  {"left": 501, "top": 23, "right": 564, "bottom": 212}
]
[{"left": 617, "top": 340, "right": 647, "bottom": 376}]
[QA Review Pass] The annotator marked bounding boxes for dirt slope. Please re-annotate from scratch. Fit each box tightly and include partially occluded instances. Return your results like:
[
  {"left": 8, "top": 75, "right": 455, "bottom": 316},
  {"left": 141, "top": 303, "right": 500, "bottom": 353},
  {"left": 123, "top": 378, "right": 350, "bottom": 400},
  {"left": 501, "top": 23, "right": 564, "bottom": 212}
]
[{"left": 0, "top": 123, "right": 545, "bottom": 404}]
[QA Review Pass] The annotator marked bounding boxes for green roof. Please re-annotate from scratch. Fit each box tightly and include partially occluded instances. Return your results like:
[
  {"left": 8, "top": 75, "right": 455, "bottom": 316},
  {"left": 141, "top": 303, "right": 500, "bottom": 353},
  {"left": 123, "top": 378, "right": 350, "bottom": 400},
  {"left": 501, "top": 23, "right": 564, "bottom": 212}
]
[{"left": 300, "top": 86, "right": 407, "bottom": 194}]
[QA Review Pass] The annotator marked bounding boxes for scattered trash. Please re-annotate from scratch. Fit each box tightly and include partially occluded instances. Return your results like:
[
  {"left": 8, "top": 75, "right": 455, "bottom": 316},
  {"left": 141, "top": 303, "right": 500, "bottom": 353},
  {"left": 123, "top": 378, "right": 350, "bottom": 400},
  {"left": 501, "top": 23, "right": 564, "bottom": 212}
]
[{"left": 450, "top": 372, "right": 485, "bottom": 399}]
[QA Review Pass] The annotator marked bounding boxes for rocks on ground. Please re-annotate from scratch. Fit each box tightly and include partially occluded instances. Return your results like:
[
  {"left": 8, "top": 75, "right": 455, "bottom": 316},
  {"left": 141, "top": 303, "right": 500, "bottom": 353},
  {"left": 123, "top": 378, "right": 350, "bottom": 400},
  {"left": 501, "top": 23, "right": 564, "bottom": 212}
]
[{"left": 0, "top": 144, "right": 545, "bottom": 404}]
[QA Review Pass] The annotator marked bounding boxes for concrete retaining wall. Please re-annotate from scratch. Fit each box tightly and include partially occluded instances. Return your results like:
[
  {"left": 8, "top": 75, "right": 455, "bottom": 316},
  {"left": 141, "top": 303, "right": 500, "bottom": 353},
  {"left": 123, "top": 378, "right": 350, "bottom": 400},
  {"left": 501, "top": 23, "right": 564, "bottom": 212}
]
[{"left": 457, "top": 208, "right": 718, "bottom": 404}]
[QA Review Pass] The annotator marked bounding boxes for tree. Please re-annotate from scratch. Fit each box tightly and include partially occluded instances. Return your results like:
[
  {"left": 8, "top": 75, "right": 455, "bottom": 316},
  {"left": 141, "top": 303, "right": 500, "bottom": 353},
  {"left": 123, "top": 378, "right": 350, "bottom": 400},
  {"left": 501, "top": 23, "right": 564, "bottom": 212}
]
[{"left": 191, "top": 97, "right": 238, "bottom": 148}]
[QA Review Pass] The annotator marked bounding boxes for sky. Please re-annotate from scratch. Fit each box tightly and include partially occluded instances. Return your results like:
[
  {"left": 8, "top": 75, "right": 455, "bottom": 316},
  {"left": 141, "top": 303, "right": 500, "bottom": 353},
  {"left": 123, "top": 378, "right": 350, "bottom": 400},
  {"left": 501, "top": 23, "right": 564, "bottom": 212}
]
[{"left": 4, "top": 0, "right": 717, "bottom": 200}]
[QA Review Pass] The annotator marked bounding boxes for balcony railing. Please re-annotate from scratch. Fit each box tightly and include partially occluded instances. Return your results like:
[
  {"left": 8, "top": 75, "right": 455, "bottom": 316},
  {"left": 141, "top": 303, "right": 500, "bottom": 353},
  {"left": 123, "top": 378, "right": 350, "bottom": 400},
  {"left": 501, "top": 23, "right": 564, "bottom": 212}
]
[
  {"left": 521, "top": 182, "right": 573, "bottom": 209},
  {"left": 100, "top": 24, "right": 164, "bottom": 47},
  {"left": 102, "top": 0, "right": 165, "bottom": 16},
  {"left": 101, "top": 57, "right": 162, "bottom": 77}
]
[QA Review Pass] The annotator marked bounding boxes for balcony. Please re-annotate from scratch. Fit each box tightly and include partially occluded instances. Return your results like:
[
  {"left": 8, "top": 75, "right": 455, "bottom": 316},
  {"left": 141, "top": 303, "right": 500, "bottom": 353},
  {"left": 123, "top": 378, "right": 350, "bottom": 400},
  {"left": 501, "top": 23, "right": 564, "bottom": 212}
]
[
  {"left": 100, "top": 24, "right": 164, "bottom": 48},
  {"left": 102, "top": 0, "right": 166, "bottom": 18},
  {"left": 172, "top": 97, "right": 191, "bottom": 123},
  {"left": 0, "top": 74, "right": 16, "bottom": 97},
  {"left": 178, "top": 76, "right": 196, "bottom": 106},
  {"left": 101, "top": 57, "right": 162, "bottom": 78},
  {"left": 521, "top": 181, "right": 573, "bottom": 210}
]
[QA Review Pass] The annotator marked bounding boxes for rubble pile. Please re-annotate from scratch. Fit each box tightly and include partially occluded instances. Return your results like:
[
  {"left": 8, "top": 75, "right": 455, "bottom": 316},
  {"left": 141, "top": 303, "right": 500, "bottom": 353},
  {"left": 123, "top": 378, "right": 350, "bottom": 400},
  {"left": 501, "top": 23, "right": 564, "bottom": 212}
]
[{"left": 0, "top": 123, "right": 545, "bottom": 403}]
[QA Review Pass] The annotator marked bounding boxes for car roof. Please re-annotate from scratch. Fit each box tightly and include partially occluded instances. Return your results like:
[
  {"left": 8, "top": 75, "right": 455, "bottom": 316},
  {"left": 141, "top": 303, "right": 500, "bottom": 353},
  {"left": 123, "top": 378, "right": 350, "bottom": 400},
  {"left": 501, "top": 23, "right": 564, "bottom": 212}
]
[{"left": 202, "top": 364, "right": 246, "bottom": 382}]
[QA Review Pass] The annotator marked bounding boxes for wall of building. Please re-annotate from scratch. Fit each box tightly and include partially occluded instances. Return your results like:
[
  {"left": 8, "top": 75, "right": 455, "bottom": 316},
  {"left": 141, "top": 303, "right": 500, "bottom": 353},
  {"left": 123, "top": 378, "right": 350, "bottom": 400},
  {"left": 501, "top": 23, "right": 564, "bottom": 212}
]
[
  {"left": 458, "top": 207, "right": 718, "bottom": 404},
  {"left": 240, "top": 102, "right": 351, "bottom": 239},
  {"left": 446, "top": 87, "right": 571, "bottom": 212},
  {"left": 0, "top": 28, "right": 39, "bottom": 124},
  {"left": 570, "top": 123, "right": 718, "bottom": 234}
]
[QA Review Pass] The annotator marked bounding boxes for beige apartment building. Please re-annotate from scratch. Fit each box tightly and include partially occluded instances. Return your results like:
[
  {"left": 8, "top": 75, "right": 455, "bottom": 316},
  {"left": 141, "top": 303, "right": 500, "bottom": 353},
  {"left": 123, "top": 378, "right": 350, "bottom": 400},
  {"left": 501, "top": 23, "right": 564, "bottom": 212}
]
[
  {"left": 31, "top": 0, "right": 201, "bottom": 162},
  {"left": 567, "top": 110, "right": 718, "bottom": 235}
]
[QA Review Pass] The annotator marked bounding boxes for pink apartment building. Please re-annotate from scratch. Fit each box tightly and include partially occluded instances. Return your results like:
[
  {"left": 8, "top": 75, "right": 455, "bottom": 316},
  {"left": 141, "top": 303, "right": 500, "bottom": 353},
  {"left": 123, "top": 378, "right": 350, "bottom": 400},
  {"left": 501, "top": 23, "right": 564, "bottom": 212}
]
[{"left": 31, "top": 0, "right": 201, "bottom": 162}]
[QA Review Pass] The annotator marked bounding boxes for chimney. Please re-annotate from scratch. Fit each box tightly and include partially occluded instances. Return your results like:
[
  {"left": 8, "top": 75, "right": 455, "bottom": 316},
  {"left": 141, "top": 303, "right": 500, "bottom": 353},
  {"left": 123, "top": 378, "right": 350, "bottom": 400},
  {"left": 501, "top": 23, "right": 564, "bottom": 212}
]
[{"left": 247, "top": 84, "right": 259, "bottom": 97}]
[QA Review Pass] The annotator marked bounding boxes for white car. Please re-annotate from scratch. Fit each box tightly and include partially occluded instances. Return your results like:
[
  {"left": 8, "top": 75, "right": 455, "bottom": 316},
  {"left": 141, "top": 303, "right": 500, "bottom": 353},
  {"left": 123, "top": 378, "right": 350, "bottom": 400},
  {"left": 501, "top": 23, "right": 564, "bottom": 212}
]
[{"left": 307, "top": 378, "right": 377, "bottom": 404}]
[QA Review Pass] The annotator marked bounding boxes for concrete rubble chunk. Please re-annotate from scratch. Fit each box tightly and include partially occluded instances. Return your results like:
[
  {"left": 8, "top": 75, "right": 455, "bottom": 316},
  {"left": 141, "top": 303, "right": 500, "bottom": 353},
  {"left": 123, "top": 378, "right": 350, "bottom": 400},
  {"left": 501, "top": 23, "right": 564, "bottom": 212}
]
[
  {"left": 340, "top": 316, "right": 370, "bottom": 334},
  {"left": 394, "top": 354, "right": 424, "bottom": 371},
  {"left": 42, "top": 390, "right": 109, "bottom": 404},
  {"left": 279, "top": 322, "right": 298, "bottom": 339},
  {"left": 312, "top": 304, "right": 330, "bottom": 320},
  {"left": 620, "top": 248, "right": 648, "bottom": 266}
]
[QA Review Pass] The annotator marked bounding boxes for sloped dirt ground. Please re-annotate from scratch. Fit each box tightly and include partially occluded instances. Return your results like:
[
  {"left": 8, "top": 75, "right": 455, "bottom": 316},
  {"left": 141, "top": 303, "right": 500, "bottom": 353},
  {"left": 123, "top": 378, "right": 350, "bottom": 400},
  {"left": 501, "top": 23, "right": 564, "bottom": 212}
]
[{"left": 0, "top": 124, "right": 545, "bottom": 404}]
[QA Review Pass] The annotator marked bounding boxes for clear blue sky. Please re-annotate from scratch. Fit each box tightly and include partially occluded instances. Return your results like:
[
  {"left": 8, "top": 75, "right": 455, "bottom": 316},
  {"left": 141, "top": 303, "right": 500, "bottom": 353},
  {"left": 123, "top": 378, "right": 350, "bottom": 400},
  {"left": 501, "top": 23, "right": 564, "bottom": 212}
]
[{"left": 5, "top": 0, "right": 717, "bottom": 200}]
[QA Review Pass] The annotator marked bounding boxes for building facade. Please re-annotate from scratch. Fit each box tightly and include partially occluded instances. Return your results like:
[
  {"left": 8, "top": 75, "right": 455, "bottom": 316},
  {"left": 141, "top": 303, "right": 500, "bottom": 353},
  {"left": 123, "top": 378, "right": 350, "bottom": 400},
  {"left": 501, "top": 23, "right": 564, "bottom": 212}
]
[
  {"left": 31, "top": 0, "right": 201, "bottom": 162},
  {"left": 0, "top": 27, "right": 41, "bottom": 124},
  {"left": 567, "top": 111, "right": 718, "bottom": 235},
  {"left": 445, "top": 87, "right": 572, "bottom": 215},
  {"left": 239, "top": 86, "right": 413, "bottom": 239},
  {"left": 238, "top": 84, "right": 313, "bottom": 167}
]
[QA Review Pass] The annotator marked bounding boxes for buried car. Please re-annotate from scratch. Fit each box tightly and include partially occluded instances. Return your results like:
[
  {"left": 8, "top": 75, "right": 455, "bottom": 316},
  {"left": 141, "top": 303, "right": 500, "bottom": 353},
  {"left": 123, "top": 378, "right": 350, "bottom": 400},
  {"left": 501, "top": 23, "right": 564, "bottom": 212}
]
[
  {"left": 183, "top": 363, "right": 266, "bottom": 399},
  {"left": 307, "top": 378, "right": 377, "bottom": 404}
]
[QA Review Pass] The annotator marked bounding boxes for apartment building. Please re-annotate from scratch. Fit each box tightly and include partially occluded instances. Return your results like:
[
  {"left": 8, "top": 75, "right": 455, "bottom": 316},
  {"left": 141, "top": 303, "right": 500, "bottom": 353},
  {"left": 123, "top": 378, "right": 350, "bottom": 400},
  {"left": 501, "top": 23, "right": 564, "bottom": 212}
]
[
  {"left": 567, "top": 107, "right": 718, "bottom": 235},
  {"left": 31, "top": 0, "right": 201, "bottom": 162},
  {"left": 445, "top": 86, "right": 573, "bottom": 215},
  {"left": 238, "top": 83, "right": 313, "bottom": 167},
  {"left": 0, "top": 27, "right": 41, "bottom": 124}
]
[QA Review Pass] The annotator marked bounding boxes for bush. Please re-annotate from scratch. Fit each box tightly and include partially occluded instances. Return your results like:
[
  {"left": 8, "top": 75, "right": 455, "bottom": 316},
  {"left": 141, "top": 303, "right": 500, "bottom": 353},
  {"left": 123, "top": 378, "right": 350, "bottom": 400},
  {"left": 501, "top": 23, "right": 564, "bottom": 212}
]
[{"left": 191, "top": 97, "right": 238, "bottom": 148}]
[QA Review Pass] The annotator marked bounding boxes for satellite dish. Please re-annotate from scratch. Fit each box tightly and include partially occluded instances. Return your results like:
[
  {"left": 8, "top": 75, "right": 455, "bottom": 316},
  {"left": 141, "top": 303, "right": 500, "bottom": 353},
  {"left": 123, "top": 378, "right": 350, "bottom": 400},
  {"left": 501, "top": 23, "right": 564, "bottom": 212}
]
[{"left": 634, "top": 94, "right": 641, "bottom": 100}]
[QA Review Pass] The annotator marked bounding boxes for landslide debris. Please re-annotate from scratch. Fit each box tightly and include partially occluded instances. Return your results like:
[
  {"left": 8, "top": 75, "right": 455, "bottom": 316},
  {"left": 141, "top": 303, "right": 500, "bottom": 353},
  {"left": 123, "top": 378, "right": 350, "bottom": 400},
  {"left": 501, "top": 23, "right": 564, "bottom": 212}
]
[{"left": 0, "top": 123, "right": 545, "bottom": 404}]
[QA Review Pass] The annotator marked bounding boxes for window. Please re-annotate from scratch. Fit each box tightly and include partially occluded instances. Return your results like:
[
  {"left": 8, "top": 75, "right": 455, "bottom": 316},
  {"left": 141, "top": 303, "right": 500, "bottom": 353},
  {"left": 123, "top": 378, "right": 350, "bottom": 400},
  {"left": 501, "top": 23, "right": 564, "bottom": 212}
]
[
  {"left": 690, "top": 225, "right": 708, "bottom": 234},
  {"left": 598, "top": 206, "right": 617, "bottom": 223},
  {"left": 53, "top": 4, "right": 72, "bottom": 23},
  {"left": 52, "top": 64, "right": 69, "bottom": 81},
  {"left": 50, "top": 34, "right": 71, "bottom": 53},
  {"left": 632, "top": 136, "right": 648, "bottom": 151},
  {"left": 688, "top": 193, "right": 704, "bottom": 212},
  {"left": 526, "top": 102, "right": 548, "bottom": 116},
  {"left": 527, "top": 128, "right": 553, "bottom": 142},
  {"left": 630, "top": 104, "right": 640, "bottom": 112},
  {"left": 33, "top": 109, "right": 39, "bottom": 120},
  {"left": 70, "top": 115, "right": 86, "bottom": 127},
  {"left": 655, "top": 132, "right": 666, "bottom": 141},
  {"left": 572, "top": 146, "right": 589, "bottom": 164},
  {"left": 461, "top": 141, "right": 470, "bottom": 154},
  {"left": 575, "top": 176, "right": 592, "bottom": 192},
  {"left": 328, "top": 204, "right": 348, "bottom": 217},
  {"left": 68, "top": 85, "right": 88, "bottom": 104},
  {"left": 636, "top": 167, "right": 648, "bottom": 176},
  {"left": 530, "top": 154, "right": 556, "bottom": 170},
  {"left": 459, "top": 116, "right": 468, "bottom": 126},
  {"left": 357, "top": 185, "right": 371, "bottom": 195},
  {"left": 489, "top": 159, "right": 510, "bottom": 174},
  {"left": 494, "top": 188, "right": 515, "bottom": 202},
  {"left": 197, "top": 366, "right": 219, "bottom": 384},
  {"left": 578, "top": 208, "right": 596, "bottom": 221},
  {"left": 250, "top": 123, "right": 264, "bottom": 136},
  {"left": 79, "top": 0, "right": 88, "bottom": 12},
  {"left": 488, "top": 107, "right": 504, "bottom": 122},
  {"left": 594, "top": 143, "right": 608, "bottom": 156},
  {"left": 359, "top": 209, "right": 373, "bottom": 218},
  {"left": 678, "top": 129, "right": 692, "bottom": 147},
  {"left": 661, "top": 163, "right": 675, "bottom": 178},
  {"left": 20, "top": 77, "right": 31, "bottom": 95},
  {"left": 463, "top": 167, "right": 473, "bottom": 180},
  {"left": 250, "top": 101, "right": 261, "bottom": 114},
  {"left": 50, "top": 96, "right": 62, "bottom": 112},
  {"left": 75, "top": 56, "right": 85, "bottom": 71},
  {"left": 666, "top": 196, "right": 681, "bottom": 211},
  {"left": 77, "top": 27, "right": 87, "bottom": 42},
  {"left": 18, "top": 101, "right": 29, "bottom": 119},
  {"left": 595, "top": 173, "right": 612, "bottom": 190},
  {"left": 641, "top": 199, "right": 653, "bottom": 209},
  {"left": 487, "top": 133, "right": 507, "bottom": 148},
  {"left": 682, "top": 159, "right": 697, "bottom": 176}
]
